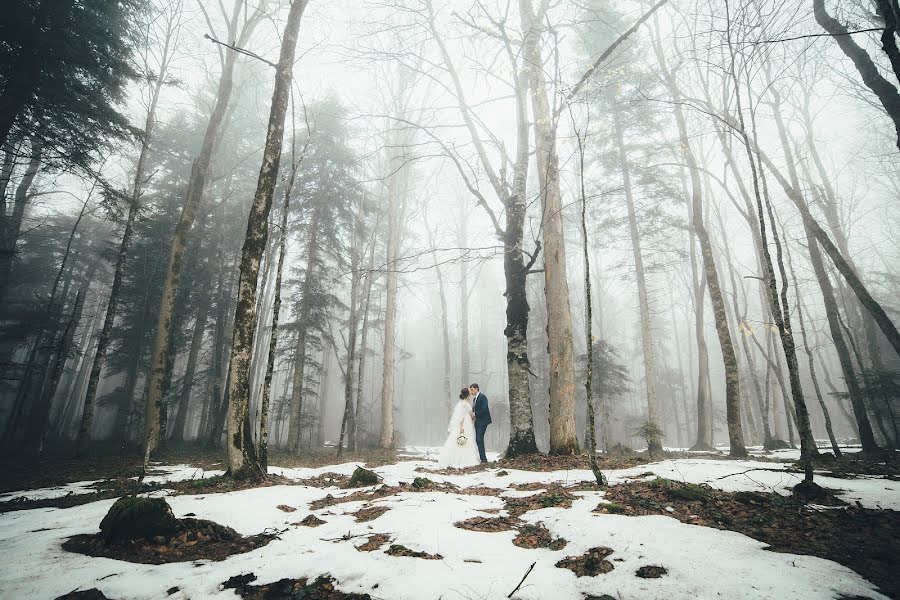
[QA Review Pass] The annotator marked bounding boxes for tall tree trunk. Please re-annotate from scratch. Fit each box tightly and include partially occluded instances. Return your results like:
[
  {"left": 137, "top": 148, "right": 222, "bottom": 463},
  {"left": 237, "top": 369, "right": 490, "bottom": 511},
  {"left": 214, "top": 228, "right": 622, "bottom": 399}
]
[
  {"left": 652, "top": 23, "right": 744, "bottom": 455},
  {"left": 425, "top": 0, "right": 538, "bottom": 454},
  {"left": 576, "top": 125, "right": 604, "bottom": 485},
  {"left": 258, "top": 158, "right": 300, "bottom": 469},
  {"left": 380, "top": 147, "right": 407, "bottom": 449},
  {"left": 784, "top": 236, "right": 842, "bottom": 456},
  {"left": 520, "top": 0, "right": 578, "bottom": 455},
  {"left": 225, "top": 0, "right": 307, "bottom": 479},
  {"left": 613, "top": 101, "right": 661, "bottom": 452},
  {"left": 142, "top": 0, "right": 257, "bottom": 469},
  {"left": 75, "top": 9, "right": 176, "bottom": 456}
]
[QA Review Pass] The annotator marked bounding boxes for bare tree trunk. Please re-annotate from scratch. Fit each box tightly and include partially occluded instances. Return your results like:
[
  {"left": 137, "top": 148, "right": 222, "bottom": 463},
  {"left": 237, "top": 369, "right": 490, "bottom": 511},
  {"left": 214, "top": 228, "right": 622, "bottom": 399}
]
[
  {"left": 575, "top": 123, "right": 604, "bottom": 485},
  {"left": 143, "top": 0, "right": 262, "bottom": 470},
  {"left": 225, "top": 0, "right": 307, "bottom": 479},
  {"left": 784, "top": 236, "right": 842, "bottom": 456},
  {"left": 520, "top": 0, "right": 578, "bottom": 455},
  {"left": 652, "top": 22, "right": 743, "bottom": 455},
  {"left": 337, "top": 206, "right": 365, "bottom": 458},
  {"left": 612, "top": 101, "right": 661, "bottom": 452},
  {"left": 424, "top": 0, "right": 538, "bottom": 455},
  {"left": 258, "top": 173, "right": 295, "bottom": 469},
  {"left": 380, "top": 176, "right": 400, "bottom": 449}
]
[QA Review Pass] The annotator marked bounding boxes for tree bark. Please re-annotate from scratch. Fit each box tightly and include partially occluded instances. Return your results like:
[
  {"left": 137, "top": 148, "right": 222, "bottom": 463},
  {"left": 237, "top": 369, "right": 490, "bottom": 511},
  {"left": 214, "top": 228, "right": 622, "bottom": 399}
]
[
  {"left": 142, "top": 0, "right": 258, "bottom": 469},
  {"left": 519, "top": 0, "right": 578, "bottom": 455},
  {"left": 225, "top": 0, "right": 307, "bottom": 479}
]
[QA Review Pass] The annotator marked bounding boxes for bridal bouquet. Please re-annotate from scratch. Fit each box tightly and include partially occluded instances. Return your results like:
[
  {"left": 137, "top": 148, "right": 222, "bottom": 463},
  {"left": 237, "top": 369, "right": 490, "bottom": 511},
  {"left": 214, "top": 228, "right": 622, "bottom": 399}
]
[{"left": 456, "top": 435, "right": 467, "bottom": 446}]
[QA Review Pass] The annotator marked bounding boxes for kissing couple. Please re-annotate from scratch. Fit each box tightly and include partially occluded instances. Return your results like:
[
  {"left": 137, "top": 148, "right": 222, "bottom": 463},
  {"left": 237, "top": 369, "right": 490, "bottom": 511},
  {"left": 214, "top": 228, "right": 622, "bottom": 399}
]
[{"left": 438, "top": 383, "right": 492, "bottom": 469}]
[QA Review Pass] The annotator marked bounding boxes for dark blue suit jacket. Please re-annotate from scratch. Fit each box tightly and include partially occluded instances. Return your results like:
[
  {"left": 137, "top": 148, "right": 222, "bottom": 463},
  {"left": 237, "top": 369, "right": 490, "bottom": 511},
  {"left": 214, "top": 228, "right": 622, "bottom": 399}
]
[{"left": 474, "top": 392, "right": 492, "bottom": 427}]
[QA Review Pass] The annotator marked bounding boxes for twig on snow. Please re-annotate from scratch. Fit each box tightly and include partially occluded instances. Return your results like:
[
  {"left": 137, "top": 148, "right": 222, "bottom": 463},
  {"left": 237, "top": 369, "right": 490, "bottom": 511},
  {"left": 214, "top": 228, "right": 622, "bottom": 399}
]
[{"left": 508, "top": 562, "right": 536, "bottom": 598}]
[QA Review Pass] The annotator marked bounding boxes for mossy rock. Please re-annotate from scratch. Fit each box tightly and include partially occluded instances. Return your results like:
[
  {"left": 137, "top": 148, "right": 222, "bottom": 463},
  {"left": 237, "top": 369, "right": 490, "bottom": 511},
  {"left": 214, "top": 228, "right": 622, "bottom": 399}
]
[
  {"left": 650, "top": 478, "right": 707, "bottom": 502},
  {"left": 99, "top": 496, "right": 178, "bottom": 543},
  {"left": 347, "top": 467, "right": 380, "bottom": 488},
  {"left": 412, "top": 477, "right": 433, "bottom": 489},
  {"left": 601, "top": 501, "right": 626, "bottom": 514}
]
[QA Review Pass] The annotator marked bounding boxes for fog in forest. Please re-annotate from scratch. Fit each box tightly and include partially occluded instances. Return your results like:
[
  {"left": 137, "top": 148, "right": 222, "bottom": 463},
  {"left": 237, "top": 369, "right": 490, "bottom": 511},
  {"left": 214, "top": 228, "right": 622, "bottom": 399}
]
[{"left": 2, "top": 0, "right": 899, "bottom": 470}]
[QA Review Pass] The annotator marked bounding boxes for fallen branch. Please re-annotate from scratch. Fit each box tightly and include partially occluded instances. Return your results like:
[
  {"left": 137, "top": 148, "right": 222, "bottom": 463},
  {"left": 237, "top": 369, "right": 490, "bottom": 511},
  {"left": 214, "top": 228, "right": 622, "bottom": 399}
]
[{"left": 508, "top": 561, "right": 536, "bottom": 598}]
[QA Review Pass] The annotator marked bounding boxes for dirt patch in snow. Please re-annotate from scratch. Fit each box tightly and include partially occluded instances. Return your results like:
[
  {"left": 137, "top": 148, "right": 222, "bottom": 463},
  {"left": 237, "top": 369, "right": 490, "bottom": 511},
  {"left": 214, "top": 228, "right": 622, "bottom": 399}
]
[
  {"left": 635, "top": 565, "right": 667, "bottom": 578},
  {"left": 455, "top": 515, "right": 518, "bottom": 532},
  {"left": 223, "top": 573, "right": 372, "bottom": 599},
  {"left": 555, "top": 546, "right": 616, "bottom": 577},
  {"left": 351, "top": 505, "right": 390, "bottom": 522},
  {"left": 63, "top": 517, "right": 274, "bottom": 564},
  {"left": 603, "top": 478, "right": 900, "bottom": 598},
  {"left": 294, "top": 515, "right": 326, "bottom": 527},
  {"left": 504, "top": 488, "right": 577, "bottom": 517},
  {"left": 355, "top": 533, "right": 391, "bottom": 551},
  {"left": 512, "top": 523, "right": 567, "bottom": 550},
  {"left": 384, "top": 544, "right": 443, "bottom": 560}
]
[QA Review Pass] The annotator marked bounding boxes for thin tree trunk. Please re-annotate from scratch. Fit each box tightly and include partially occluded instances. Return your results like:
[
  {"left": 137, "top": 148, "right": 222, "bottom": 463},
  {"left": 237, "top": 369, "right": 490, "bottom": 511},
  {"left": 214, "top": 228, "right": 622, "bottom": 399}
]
[
  {"left": 652, "top": 22, "right": 743, "bottom": 455},
  {"left": 576, "top": 123, "right": 604, "bottom": 485},
  {"left": 225, "top": 0, "right": 307, "bottom": 479}
]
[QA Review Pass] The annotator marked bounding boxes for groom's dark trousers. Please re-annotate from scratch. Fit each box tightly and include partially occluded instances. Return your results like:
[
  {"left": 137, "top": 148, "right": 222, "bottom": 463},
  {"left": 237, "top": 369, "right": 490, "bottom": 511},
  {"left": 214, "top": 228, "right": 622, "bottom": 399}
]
[{"left": 473, "top": 392, "right": 492, "bottom": 462}]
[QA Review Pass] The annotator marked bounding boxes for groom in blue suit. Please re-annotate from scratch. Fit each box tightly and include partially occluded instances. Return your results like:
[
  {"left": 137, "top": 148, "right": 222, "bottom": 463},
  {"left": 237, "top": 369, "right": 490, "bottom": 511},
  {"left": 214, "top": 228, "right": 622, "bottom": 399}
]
[{"left": 469, "top": 383, "right": 492, "bottom": 463}]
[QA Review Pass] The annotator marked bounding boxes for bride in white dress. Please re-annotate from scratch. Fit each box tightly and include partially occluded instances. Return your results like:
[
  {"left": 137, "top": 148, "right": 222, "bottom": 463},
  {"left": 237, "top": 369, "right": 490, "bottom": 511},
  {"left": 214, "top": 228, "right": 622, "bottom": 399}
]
[{"left": 438, "top": 388, "right": 481, "bottom": 468}]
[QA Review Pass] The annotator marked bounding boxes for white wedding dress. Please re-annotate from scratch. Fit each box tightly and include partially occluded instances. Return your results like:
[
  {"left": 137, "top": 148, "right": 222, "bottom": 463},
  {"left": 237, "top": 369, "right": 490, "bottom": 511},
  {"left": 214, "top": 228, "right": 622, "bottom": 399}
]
[{"left": 438, "top": 399, "right": 480, "bottom": 468}]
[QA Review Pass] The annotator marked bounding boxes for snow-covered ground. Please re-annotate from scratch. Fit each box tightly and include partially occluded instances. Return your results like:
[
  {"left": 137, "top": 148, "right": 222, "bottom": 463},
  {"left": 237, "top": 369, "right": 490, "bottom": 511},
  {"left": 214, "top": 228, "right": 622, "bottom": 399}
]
[{"left": 0, "top": 449, "right": 895, "bottom": 599}]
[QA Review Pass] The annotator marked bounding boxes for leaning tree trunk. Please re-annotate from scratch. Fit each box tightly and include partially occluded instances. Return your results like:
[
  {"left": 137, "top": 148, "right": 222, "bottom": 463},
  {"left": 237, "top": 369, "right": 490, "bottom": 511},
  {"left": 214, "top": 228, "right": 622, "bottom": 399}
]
[
  {"left": 813, "top": 0, "right": 900, "bottom": 150},
  {"left": 613, "top": 103, "right": 661, "bottom": 452},
  {"left": 258, "top": 146, "right": 302, "bottom": 468},
  {"left": 785, "top": 239, "right": 842, "bottom": 456},
  {"left": 224, "top": 0, "right": 308, "bottom": 479},
  {"left": 652, "top": 24, "right": 744, "bottom": 456},
  {"left": 520, "top": 0, "right": 578, "bottom": 455},
  {"left": 142, "top": 0, "right": 255, "bottom": 470}
]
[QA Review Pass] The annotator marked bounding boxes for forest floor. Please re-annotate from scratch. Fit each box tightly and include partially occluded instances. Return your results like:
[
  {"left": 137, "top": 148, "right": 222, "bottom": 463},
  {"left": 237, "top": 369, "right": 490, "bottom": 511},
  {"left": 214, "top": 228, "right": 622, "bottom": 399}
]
[{"left": 0, "top": 445, "right": 897, "bottom": 600}]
